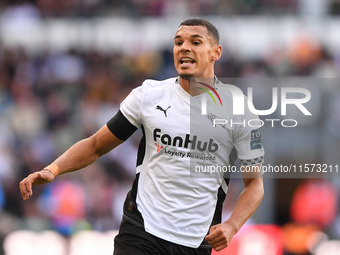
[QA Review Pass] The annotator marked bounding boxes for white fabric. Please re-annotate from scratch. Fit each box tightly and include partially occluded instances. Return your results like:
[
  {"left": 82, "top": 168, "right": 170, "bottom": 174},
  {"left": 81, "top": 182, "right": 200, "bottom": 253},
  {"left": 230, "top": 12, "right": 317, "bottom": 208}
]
[{"left": 119, "top": 77, "right": 265, "bottom": 248}]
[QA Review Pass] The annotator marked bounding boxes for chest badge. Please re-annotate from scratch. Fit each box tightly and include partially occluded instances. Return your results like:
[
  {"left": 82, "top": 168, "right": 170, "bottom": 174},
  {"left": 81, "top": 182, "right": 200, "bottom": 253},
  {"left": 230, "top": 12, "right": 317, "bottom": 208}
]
[{"left": 156, "top": 105, "right": 171, "bottom": 117}]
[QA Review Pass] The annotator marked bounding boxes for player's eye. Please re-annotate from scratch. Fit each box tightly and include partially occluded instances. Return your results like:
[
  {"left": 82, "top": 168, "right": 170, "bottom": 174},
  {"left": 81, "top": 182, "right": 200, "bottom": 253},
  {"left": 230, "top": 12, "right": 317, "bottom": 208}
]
[
  {"left": 193, "top": 41, "right": 201, "bottom": 45},
  {"left": 175, "top": 41, "right": 182, "bottom": 46}
]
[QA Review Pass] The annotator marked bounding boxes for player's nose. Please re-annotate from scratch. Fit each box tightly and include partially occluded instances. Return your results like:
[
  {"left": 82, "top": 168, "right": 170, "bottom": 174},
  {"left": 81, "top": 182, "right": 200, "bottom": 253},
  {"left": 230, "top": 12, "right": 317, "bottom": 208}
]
[{"left": 180, "top": 40, "right": 191, "bottom": 52}]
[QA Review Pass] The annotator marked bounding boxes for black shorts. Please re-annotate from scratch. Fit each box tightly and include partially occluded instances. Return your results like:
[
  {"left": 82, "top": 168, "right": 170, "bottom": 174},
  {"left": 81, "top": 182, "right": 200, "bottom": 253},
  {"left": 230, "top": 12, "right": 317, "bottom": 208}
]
[{"left": 113, "top": 219, "right": 212, "bottom": 255}]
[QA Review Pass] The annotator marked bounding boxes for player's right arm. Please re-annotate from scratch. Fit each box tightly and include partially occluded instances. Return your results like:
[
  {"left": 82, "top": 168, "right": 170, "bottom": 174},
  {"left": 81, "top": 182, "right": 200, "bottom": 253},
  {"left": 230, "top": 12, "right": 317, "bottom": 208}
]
[
  {"left": 20, "top": 82, "right": 144, "bottom": 200},
  {"left": 19, "top": 124, "right": 124, "bottom": 200}
]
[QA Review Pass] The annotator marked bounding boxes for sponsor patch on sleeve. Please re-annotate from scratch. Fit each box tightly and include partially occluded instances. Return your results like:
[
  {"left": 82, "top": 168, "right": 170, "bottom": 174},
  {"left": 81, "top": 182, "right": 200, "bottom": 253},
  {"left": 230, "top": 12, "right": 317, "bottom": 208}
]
[{"left": 250, "top": 129, "right": 262, "bottom": 150}]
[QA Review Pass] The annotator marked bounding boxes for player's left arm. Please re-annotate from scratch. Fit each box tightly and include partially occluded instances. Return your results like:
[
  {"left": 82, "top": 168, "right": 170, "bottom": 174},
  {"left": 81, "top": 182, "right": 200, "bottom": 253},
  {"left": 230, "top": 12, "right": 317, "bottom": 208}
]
[{"left": 206, "top": 164, "right": 264, "bottom": 252}]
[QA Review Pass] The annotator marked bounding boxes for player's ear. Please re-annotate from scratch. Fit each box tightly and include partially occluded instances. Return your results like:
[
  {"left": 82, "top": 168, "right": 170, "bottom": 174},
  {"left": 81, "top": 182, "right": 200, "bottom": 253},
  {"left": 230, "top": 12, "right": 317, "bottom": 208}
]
[{"left": 212, "top": 45, "right": 222, "bottom": 61}]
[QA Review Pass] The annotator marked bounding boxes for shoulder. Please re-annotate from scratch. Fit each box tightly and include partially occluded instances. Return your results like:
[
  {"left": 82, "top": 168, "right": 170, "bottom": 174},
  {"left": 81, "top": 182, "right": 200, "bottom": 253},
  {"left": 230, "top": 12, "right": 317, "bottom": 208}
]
[
  {"left": 124, "top": 77, "right": 177, "bottom": 108},
  {"left": 139, "top": 77, "right": 177, "bottom": 98},
  {"left": 141, "top": 77, "right": 177, "bottom": 89},
  {"left": 126, "top": 77, "right": 176, "bottom": 99}
]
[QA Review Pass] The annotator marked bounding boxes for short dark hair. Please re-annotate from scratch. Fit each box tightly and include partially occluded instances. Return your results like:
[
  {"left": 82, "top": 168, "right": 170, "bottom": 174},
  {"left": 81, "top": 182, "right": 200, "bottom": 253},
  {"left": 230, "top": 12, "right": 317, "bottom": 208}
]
[{"left": 179, "top": 18, "right": 220, "bottom": 45}]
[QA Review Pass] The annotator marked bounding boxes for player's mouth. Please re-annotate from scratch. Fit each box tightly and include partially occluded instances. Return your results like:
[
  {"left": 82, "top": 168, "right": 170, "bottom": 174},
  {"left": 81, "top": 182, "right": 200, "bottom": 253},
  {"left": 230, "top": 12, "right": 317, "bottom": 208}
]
[{"left": 179, "top": 57, "right": 196, "bottom": 67}]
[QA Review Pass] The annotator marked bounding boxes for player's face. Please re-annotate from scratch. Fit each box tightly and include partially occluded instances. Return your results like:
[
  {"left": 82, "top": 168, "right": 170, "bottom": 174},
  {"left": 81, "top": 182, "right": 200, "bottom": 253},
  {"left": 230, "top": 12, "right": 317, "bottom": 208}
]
[{"left": 173, "top": 26, "right": 220, "bottom": 79}]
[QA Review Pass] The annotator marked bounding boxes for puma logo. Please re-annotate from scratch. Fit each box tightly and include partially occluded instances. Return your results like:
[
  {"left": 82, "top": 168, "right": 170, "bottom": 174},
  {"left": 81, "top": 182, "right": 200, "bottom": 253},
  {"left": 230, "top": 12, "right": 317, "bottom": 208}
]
[
  {"left": 156, "top": 105, "right": 171, "bottom": 117},
  {"left": 155, "top": 143, "right": 163, "bottom": 153}
]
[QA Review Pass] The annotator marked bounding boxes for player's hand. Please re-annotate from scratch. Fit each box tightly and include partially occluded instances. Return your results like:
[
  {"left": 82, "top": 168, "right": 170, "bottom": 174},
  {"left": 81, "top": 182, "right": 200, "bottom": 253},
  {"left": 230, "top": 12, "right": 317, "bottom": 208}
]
[
  {"left": 205, "top": 221, "right": 237, "bottom": 252},
  {"left": 19, "top": 170, "right": 55, "bottom": 200}
]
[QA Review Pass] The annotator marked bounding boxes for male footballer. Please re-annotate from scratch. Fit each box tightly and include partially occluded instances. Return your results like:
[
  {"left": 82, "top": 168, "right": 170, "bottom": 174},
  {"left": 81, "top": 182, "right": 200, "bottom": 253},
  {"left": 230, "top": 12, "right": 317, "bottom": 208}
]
[{"left": 20, "top": 19, "right": 264, "bottom": 254}]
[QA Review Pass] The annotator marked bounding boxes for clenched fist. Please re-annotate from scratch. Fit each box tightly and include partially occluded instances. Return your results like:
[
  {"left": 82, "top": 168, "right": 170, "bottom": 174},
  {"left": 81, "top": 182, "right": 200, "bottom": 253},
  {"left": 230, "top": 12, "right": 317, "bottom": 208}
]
[
  {"left": 205, "top": 221, "right": 237, "bottom": 252},
  {"left": 19, "top": 170, "right": 55, "bottom": 200}
]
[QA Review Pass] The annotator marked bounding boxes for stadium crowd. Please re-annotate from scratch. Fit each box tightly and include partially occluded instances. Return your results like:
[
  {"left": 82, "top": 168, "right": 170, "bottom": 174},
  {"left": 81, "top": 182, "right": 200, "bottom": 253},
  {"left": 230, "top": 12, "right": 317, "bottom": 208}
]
[
  {"left": 0, "top": 0, "right": 299, "bottom": 17},
  {"left": 1, "top": 1, "right": 340, "bottom": 254},
  {"left": 2, "top": 0, "right": 340, "bottom": 17},
  {"left": 1, "top": 34, "right": 340, "bottom": 252}
]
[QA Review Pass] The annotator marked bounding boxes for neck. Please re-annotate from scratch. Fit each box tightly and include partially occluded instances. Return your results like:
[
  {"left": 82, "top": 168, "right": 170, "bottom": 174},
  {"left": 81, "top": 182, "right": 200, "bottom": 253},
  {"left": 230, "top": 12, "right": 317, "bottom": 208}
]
[{"left": 178, "top": 74, "right": 215, "bottom": 96}]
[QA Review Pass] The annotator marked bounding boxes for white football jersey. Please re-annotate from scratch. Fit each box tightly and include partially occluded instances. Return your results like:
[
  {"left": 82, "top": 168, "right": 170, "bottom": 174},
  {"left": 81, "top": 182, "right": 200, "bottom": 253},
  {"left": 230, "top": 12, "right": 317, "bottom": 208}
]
[{"left": 117, "top": 77, "right": 264, "bottom": 248}]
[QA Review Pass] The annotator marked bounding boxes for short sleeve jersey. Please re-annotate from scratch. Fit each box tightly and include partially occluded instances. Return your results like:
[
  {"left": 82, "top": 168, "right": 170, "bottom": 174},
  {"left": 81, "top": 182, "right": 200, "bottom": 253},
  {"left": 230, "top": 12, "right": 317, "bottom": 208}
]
[{"left": 110, "top": 77, "right": 264, "bottom": 248}]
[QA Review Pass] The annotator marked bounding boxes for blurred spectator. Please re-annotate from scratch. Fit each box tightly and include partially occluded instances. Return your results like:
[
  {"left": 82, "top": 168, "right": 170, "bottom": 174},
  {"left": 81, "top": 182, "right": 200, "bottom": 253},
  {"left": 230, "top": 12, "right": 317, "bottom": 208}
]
[
  {"left": 330, "top": 0, "right": 340, "bottom": 15},
  {"left": 0, "top": 1, "right": 40, "bottom": 21},
  {"left": 38, "top": 180, "right": 86, "bottom": 235},
  {"left": 0, "top": 184, "right": 5, "bottom": 210},
  {"left": 290, "top": 179, "right": 338, "bottom": 227}
]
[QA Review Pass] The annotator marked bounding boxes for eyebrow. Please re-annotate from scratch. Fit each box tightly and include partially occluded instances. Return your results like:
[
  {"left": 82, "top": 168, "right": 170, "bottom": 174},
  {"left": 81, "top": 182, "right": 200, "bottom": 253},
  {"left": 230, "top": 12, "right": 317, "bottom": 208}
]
[{"left": 174, "top": 34, "right": 204, "bottom": 40}]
